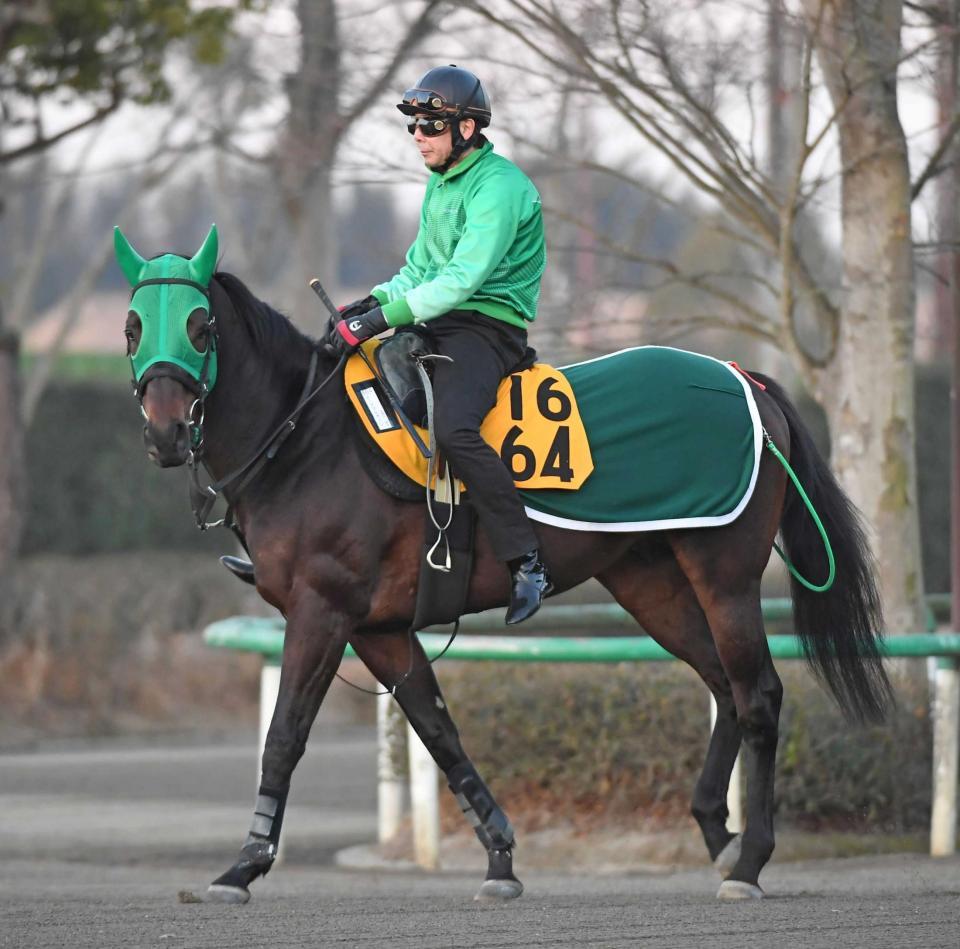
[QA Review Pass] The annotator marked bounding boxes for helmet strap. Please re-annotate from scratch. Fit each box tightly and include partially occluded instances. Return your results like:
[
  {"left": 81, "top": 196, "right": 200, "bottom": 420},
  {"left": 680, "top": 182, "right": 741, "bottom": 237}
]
[{"left": 436, "top": 116, "right": 480, "bottom": 175}]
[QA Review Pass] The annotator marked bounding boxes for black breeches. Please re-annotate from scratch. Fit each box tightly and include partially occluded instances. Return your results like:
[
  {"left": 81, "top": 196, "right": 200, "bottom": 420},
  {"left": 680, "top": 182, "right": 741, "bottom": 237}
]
[{"left": 428, "top": 312, "right": 538, "bottom": 563}]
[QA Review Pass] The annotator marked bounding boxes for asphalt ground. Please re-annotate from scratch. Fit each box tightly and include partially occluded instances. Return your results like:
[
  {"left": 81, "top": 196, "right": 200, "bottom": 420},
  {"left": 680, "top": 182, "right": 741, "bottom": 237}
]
[{"left": 1, "top": 728, "right": 959, "bottom": 949}]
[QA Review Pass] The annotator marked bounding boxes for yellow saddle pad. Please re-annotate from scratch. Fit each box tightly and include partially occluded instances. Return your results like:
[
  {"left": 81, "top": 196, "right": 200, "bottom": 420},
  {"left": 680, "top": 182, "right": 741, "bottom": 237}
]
[{"left": 345, "top": 340, "right": 593, "bottom": 492}]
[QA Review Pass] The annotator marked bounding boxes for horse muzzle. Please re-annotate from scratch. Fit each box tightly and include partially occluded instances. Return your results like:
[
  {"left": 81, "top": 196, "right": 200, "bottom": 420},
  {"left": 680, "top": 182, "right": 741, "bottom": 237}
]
[
  {"left": 144, "top": 417, "right": 191, "bottom": 467},
  {"left": 139, "top": 372, "right": 199, "bottom": 467}
]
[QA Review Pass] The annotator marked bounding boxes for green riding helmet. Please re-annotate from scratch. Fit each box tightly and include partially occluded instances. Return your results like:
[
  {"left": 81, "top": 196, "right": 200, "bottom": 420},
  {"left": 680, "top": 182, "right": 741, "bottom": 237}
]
[
  {"left": 397, "top": 65, "right": 491, "bottom": 127},
  {"left": 114, "top": 224, "right": 219, "bottom": 393}
]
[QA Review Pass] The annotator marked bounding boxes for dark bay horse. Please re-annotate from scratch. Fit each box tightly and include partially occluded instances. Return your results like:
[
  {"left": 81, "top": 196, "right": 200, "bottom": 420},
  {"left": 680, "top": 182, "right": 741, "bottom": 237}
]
[{"left": 122, "top": 235, "right": 891, "bottom": 904}]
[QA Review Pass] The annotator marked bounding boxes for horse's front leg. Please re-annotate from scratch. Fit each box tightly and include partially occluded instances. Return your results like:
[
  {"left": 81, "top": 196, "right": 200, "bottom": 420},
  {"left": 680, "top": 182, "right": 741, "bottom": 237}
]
[
  {"left": 206, "top": 592, "right": 351, "bottom": 904},
  {"left": 351, "top": 630, "right": 523, "bottom": 902}
]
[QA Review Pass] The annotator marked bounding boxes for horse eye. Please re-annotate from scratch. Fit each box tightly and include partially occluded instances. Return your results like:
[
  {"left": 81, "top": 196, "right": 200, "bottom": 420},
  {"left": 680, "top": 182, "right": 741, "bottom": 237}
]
[
  {"left": 125, "top": 311, "right": 142, "bottom": 356},
  {"left": 188, "top": 308, "right": 210, "bottom": 353}
]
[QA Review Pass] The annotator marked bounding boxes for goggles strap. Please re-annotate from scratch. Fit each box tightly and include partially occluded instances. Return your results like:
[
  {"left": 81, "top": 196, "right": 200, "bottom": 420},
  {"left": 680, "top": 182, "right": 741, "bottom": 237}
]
[{"left": 132, "top": 277, "right": 210, "bottom": 297}]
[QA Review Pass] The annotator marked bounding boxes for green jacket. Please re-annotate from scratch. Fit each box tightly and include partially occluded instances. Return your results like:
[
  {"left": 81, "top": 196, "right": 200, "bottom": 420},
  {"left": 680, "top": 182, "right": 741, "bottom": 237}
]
[{"left": 371, "top": 141, "right": 545, "bottom": 329}]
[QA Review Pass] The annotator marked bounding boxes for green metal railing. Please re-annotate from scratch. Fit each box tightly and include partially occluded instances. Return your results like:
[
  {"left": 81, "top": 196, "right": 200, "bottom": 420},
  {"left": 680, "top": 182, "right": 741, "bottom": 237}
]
[
  {"left": 203, "top": 592, "right": 959, "bottom": 666},
  {"left": 202, "top": 596, "right": 960, "bottom": 860},
  {"left": 203, "top": 614, "right": 960, "bottom": 666}
]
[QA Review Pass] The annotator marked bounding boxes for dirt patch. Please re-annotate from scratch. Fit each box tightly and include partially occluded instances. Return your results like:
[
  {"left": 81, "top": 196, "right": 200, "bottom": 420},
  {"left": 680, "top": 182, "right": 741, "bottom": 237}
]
[{"left": 378, "top": 819, "right": 929, "bottom": 872}]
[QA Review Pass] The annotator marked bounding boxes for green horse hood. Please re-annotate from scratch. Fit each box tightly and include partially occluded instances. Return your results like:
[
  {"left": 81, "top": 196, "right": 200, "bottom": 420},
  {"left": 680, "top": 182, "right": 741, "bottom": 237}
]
[{"left": 114, "top": 224, "right": 219, "bottom": 392}]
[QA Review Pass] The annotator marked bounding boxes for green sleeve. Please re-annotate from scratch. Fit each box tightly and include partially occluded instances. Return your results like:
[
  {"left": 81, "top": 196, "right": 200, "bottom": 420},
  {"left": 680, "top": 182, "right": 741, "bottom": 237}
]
[
  {"left": 371, "top": 193, "right": 431, "bottom": 326},
  {"left": 403, "top": 172, "right": 526, "bottom": 322}
]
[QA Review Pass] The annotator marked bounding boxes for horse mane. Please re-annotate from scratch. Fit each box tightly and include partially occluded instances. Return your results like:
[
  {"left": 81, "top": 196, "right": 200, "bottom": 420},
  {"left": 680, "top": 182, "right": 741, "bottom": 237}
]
[{"left": 213, "top": 270, "right": 317, "bottom": 371}]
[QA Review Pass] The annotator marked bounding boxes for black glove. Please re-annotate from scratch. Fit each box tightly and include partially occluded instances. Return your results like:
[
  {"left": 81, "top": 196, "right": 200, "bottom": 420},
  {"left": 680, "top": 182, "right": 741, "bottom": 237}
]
[
  {"left": 323, "top": 295, "right": 379, "bottom": 355},
  {"left": 338, "top": 295, "right": 380, "bottom": 321},
  {"left": 333, "top": 305, "right": 389, "bottom": 353}
]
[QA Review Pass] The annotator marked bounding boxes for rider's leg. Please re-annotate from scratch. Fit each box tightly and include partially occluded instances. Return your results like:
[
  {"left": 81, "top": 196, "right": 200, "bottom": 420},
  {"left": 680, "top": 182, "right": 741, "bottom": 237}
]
[{"left": 429, "top": 312, "right": 551, "bottom": 623}]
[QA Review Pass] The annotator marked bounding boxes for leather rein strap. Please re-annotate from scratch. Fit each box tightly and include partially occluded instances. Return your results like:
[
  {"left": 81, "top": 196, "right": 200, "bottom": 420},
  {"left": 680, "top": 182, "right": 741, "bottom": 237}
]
[{"left": 188, "top": 348, "right": 347, "bottom": 530}]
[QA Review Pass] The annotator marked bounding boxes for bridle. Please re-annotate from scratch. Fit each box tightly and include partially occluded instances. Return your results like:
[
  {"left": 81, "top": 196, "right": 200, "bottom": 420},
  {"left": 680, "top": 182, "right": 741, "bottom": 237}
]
[
  {"left": 185, "top": 348, "right": 347, "bottom": 531},
  {"left": 130, "top": 275, "right": 347, "bottom": 532}
]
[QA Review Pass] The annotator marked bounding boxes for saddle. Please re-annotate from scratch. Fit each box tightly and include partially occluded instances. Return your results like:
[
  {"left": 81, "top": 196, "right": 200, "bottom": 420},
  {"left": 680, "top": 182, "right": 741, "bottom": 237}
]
[
  {"left": 373, "top": 327, "right": 539, "bottom": 432},
  {"left": 347, "top": 338, "right": 593, "bottom": 494},
  {"left": 374, "top": 327, "right": 435, "bottom": 428}
]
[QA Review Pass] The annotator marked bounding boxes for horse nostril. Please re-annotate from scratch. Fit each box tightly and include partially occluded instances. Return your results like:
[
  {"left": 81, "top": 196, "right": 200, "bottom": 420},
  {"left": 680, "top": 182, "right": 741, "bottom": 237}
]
[{"left": 175, "top": 420, "right": 190, "bottom": 454}]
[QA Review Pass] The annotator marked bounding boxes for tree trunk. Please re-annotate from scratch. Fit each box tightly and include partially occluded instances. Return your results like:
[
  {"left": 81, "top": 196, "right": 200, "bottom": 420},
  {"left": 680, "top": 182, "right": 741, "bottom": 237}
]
[
  {"left": 807, "top": 0, "right": 925, "bottom": 635},
  {"left": 0, "top": 330, "right": 25, "bottom": 570},
  {"left": 288, "top": 165, "right": 337, "bottom": 334},
  {"left": 275, "top": 0, "right": 341, "bottom": 334},
  {"left": 932, "top": 1, "right": 958, "bottom": 364}
]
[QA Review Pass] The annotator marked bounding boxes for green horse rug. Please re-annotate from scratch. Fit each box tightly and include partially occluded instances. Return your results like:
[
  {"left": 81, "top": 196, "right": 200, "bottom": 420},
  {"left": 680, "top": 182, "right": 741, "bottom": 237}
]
[{"left": 346, "top": 344, "right": 762, "bottom": 531}]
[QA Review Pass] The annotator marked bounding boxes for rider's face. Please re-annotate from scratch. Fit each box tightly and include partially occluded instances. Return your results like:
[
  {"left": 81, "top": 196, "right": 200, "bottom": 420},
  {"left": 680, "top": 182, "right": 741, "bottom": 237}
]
[{"left": 412, "top": 115, "right": 476, "bottom": 169}]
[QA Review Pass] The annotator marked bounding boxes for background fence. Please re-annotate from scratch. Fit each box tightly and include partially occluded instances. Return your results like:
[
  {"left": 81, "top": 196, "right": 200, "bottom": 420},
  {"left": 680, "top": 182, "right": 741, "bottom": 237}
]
[{"left": 204, "top": 599, "right": 960, "bottom": 867}]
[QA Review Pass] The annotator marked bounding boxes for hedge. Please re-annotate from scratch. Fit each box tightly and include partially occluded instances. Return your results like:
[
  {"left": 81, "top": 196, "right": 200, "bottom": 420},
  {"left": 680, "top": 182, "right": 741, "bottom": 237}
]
[{"left": 438, "top": 662, "right": 932, "bottom": 832}]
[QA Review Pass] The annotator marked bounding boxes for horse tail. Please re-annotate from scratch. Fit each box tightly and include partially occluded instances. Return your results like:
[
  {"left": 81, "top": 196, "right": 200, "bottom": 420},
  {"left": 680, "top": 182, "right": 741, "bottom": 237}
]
[{"left": 751, "top": 372, "right": 893, "bottom": 723}]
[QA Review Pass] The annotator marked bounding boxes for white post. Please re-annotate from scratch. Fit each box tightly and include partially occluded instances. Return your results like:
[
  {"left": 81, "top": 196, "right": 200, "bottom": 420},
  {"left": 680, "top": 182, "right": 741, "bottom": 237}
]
[
  {"left": 407, "top": 721, "right": 440, "bottom": 869},
  {"left": 930, "top": 659, "right": 959, "bottom": 856},
  {"left": 258, "top": 662, "right": 282, "bottom": 772},
  {"left": 258, "top": 661, "right": 284, "bottom": 862},
  {"left": 377, "top": 692, "right": 407, "bottom": 845},
  {"left": 710, "top": 693, "right": 743, "bottom": 833}
]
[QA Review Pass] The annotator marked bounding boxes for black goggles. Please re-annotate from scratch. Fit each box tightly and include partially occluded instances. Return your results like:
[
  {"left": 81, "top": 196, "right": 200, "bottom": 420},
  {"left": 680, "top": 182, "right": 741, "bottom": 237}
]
[
  {"left": 401, "top": 89, "right": 448, "bottom": 112},
  {"left": 406, "top": 116, "right": 450, "bottom": 137}
]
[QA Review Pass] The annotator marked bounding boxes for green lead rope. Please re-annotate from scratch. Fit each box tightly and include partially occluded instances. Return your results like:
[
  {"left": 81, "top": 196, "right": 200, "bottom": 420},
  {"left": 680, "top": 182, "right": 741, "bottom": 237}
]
[{"left": 763, "top": 429, "right": 836, "bottom": 593}]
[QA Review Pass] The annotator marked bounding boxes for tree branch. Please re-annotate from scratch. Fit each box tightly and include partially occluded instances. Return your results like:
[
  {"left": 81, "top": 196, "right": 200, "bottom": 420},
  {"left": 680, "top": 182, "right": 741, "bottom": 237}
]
[
  {"left": 0, "top": 96, "right": 119, "bottom": 165},
  {"left": 911, "top": 109, "right": 960, "bottom": 201},
  {"left": 341, "top": 0, "right": 443, "bottom": 132}
]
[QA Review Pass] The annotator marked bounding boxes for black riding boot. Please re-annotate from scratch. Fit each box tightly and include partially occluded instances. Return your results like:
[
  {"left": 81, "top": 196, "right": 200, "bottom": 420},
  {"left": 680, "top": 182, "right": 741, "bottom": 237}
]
[
  {"left": 505, "top": 549, "right": 552, "bottom": 626},
  {"left": 221, "top": 555, "right": 256, "bottom": 586}
]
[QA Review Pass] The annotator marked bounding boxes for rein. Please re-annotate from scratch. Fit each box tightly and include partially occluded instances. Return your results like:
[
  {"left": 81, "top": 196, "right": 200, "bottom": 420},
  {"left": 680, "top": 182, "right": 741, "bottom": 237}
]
[{"left": 187, "top": 349, "right": 347, "bottom": 530}]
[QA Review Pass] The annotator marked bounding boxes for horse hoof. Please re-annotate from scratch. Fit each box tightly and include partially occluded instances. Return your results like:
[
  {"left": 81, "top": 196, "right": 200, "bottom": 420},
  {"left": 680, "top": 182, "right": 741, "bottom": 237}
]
[
  {"left": 205, "top": 884, "right": 251, "bottom": 904},
  {"left": 713, "top": 834, "right": 742, "bottom": 879},
  {"left": 474, "top": 878, "right": 524, "bottom": 902},
  {"left": 716, "top": 880, "right": 764, "bottom": 900}
]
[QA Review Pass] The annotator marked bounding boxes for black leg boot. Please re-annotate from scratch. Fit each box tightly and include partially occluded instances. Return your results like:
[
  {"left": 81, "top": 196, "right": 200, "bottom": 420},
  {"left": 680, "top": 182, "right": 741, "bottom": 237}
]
[
  {"left": 207, "top": 784, "right": 288, "bottom": 903},
  {"left": 505, "top": 549, "right": 553, "bottom": 625},
  {"left": 447, "top": 761, "right": 524, "bottom": 901}
]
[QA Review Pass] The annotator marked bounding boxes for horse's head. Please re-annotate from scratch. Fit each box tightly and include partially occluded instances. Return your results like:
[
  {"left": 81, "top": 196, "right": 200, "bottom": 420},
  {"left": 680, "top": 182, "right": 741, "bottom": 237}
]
[{"left": 115, "top": 225, "right": 219, "bottom": 467}]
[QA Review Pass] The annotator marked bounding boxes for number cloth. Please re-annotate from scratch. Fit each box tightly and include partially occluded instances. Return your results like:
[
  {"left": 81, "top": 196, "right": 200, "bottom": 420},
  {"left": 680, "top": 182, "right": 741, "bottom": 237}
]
[
  {"left": 346, "top": 339, "right": 592, "bottom": 491},
  {"left": 369, "top": 141, "right": 546, "bottom": 330},
  {"left": 347, "top": 345, "right": 762, "bottom": 532}
]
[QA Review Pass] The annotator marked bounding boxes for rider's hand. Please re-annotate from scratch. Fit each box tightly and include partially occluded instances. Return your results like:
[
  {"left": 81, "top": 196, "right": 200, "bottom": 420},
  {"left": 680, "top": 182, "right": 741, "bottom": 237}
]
[
  {"left": 338, "top": 295, "right": 379, "bottom": 320},
  {"left": 333, "top": 305, "right": 389, "bottom": 353}
]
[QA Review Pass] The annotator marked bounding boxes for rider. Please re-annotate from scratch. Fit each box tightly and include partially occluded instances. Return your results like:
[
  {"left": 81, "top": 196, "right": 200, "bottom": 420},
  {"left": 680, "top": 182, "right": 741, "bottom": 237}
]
[{"left": 333, "top": 65, "right": 552, "bottom": 625}]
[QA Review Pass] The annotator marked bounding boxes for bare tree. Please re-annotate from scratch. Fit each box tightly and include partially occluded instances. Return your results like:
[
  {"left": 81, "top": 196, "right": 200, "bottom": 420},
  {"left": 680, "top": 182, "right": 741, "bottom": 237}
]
[
  {"left": 269, "top": 0, "right": 443, "bottom": 330},
  {"left": 801, "top": 0, "right": 923, "bottom": 636},
  {"left": 0, "top": 0, "right": 246, "bottom": 570},
  {"left": 464, "top": 0, "right": 940, "bottom": 635}
]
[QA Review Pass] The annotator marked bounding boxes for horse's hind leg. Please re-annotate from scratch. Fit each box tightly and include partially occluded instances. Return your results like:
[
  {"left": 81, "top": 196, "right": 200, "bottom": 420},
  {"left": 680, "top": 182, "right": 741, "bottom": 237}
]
[
  {"left": 597, "top": 554, "right": 743, "bottom": 871},
  {"left": 351, "top": 630, "right": 523, "bottom": 902},
  {"left": 674, "top": 536, "right": 783, "bottom": 899}
]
